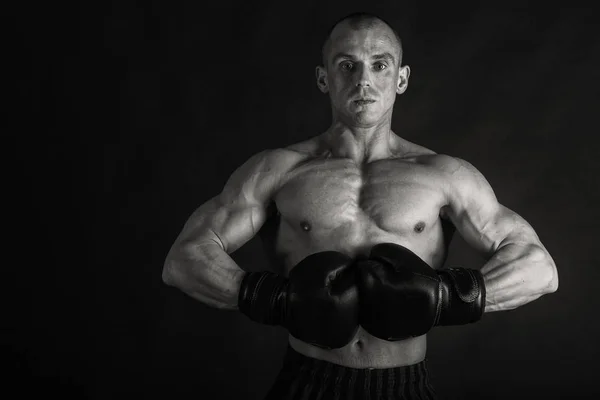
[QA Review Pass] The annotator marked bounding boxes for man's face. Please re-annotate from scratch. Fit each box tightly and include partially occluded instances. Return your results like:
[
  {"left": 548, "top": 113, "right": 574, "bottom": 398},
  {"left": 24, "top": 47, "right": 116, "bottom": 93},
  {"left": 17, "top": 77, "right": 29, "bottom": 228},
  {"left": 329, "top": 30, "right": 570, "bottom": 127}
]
[{"left": 317, "top": 22, "right": 410, "bottom": 127}]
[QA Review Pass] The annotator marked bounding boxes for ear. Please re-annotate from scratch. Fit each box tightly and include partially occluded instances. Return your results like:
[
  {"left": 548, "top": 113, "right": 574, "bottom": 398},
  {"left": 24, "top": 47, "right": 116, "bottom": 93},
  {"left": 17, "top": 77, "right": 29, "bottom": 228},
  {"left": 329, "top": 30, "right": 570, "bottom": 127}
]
[
  {"left": 396, "top": 65, "right": 410, "bottom": 95},
  {"left": 315, "top": 65, "right": 329, "bottom": 93}
]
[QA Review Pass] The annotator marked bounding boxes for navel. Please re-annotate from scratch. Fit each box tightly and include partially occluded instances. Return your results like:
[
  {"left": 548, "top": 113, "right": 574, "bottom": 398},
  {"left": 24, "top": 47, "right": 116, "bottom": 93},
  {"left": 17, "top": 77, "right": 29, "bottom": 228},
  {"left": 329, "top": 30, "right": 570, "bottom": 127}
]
[
  {"left": 414, "top": 221, "right": 426, "bottom": 233},
  {"left": 353, "top": 338, "right": 365, "bottom": 350},
  {"left": 300, "top": 220, "right": 312, "bottom": 232}
]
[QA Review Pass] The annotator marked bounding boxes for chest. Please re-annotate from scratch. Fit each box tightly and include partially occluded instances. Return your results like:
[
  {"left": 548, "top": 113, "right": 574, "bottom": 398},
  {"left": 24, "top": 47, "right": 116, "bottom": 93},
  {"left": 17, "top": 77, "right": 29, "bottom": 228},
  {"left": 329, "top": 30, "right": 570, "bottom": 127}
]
[{"left": 275, "top": 158, "right": 448, "bottom": 234}]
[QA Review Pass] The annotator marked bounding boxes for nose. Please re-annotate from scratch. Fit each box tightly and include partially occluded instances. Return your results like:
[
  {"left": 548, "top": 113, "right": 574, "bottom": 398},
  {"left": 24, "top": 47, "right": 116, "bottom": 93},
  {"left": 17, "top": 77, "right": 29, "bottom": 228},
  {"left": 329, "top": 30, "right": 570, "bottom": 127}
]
[{"left": 355, "top": 64, "right": 371, "bottom": 88}]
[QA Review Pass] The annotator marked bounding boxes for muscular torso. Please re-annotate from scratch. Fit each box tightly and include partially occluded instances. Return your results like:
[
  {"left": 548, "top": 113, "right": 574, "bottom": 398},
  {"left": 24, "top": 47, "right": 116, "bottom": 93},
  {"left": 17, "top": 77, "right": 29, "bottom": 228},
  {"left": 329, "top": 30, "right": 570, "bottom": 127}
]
[{"left": 259, "top": 136, "right": 454, "bottom": 368}]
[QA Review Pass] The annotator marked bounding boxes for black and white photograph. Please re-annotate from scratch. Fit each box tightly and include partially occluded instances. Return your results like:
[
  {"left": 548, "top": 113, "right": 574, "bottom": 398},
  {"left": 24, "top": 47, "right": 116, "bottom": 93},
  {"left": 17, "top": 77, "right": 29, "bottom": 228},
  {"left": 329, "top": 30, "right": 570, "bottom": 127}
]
[{"left": 9, "top": 1, "right": 599, "bottom": 399}]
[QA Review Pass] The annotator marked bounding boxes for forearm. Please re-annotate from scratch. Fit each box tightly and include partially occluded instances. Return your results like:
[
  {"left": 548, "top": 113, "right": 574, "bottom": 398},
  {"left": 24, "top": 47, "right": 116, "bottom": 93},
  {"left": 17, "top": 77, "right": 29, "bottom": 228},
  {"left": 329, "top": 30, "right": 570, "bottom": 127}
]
[
  {"left": 162, "top": 240, "right": 245, "bottom": 310},
  {"left": 480, "top": 239, "right": 558, "bottom": 313}
]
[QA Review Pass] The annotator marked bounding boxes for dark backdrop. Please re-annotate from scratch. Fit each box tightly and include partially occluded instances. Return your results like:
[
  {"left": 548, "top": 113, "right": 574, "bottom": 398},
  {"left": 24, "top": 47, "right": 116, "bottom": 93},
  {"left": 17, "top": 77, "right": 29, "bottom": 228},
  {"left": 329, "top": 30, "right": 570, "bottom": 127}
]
[{"left": 9, "top": 1, "right": 600, "bottom": 399}]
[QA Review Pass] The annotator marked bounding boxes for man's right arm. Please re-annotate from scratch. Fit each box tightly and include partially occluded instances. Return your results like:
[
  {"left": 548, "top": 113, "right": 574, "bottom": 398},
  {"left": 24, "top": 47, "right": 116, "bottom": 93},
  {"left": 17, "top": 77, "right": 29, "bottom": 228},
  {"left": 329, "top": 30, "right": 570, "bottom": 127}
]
[
  {"left": 162, "top": 150, "right": 280, "bottom": 310},
  {"left": 162, "top": 148, "right": 362, "bottom": 349}
]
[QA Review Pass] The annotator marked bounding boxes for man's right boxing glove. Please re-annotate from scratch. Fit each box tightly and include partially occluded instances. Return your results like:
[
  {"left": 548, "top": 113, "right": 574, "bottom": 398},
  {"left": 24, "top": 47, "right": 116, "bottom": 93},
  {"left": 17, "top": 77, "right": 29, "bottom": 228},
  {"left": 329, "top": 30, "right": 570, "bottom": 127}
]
[
  {"left": 357, "top": 242, "right": 485, "bottom": 341},
  {"left": 238, "top": 251, "right": 359, "bottom": 349}
]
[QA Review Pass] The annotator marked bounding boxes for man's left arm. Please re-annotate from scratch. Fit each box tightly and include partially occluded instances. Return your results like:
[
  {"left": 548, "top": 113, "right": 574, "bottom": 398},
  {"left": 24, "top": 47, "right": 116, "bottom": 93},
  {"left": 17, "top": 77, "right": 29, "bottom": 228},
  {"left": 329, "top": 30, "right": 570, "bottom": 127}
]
[{"left": 440, "top": 156, "right": 559, "bottom": 313}]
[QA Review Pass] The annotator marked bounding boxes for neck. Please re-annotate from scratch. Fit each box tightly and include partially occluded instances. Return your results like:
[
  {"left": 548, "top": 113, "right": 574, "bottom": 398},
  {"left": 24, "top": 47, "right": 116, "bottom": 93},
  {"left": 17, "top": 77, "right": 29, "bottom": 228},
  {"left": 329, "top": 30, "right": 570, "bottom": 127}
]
[{"left": 323, "top": 119, "right": 395, "bottom": 163}]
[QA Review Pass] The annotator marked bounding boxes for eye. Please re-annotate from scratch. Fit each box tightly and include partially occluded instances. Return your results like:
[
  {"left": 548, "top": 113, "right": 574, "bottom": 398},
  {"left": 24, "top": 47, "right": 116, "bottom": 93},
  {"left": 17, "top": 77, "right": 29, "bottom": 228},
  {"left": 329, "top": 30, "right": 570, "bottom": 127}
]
[
  {"left": 374, "top": 62, "right": 387, "bottom": 71},
  {"left": 340, "top": 62, "right": 354, "bottom": 71}
]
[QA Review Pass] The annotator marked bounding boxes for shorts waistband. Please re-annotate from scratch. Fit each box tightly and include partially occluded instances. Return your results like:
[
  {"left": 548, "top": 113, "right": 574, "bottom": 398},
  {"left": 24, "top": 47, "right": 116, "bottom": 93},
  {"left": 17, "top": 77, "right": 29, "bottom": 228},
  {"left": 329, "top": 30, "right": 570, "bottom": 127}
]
[{"left": 264, "top": 345, "right": 437, "bottom": 400}]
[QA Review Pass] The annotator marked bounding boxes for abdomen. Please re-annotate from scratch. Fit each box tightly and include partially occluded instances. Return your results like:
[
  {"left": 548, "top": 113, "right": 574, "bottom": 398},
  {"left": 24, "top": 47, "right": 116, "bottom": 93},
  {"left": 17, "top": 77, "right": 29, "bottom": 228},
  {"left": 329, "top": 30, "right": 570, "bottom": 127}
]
[{"left": 289, "top": 327, "right": 427, "bottom": 368}]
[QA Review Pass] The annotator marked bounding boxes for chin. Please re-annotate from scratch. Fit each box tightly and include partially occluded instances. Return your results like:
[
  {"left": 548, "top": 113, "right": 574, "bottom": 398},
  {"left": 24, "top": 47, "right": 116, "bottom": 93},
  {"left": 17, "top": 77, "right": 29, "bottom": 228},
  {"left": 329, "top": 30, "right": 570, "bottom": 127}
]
[{"left": 351, "top": 112, "right": 380, "bottom": 127}]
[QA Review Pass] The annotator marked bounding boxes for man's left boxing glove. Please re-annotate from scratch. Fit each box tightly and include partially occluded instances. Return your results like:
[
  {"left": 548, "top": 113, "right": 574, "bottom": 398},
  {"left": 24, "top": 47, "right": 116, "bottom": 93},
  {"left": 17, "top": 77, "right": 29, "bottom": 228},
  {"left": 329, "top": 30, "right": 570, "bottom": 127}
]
[
  {"left": 358, "top": 243, "right": 486, "bottom": 341},
  {"left": 238, "top": 251, "right": 359, "bottom": 349}
]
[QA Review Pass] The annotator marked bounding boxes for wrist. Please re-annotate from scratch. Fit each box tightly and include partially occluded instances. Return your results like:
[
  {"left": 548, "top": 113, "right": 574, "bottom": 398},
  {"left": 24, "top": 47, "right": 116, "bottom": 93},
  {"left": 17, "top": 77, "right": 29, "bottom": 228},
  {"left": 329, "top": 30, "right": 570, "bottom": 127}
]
[
  {"left": 437, "top": 267, "right": 486, "bottom": 326},
  {"left": 232, "top": 269, "right": 247, "bottom": 309},
  {"left": 238, "top": 271, "right": 289, "bottom": 326}
]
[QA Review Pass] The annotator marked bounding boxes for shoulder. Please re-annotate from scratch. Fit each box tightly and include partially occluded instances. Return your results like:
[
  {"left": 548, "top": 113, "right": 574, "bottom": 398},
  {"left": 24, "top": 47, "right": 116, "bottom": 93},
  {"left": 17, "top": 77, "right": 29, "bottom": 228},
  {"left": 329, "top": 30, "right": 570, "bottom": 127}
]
[
  {"left": 249, "top": 137, "right": 326, "bottom": 173},
  {"left": 391, "top": 136, "right": 483, "bottom": 181},
  {"left": 391, "top": 134, "right": 437, "bottom": 158},
  {"left": 284, "top": 136, "right": 329, "bottom": 156},
  {"left": 221, "top": 144, "right": 311, "bottom": 203},
  {"left": 236, "top": 145, "right": 309, "bottom": 175},
  {"left": 421, "top": 154, "right": 478, "bottom": 176},
  {"left": 233, "top": 135, "right": 324, "bottom": 179},
  {"left": 422, "top": 154, "right": 498, "bottom": 209}
]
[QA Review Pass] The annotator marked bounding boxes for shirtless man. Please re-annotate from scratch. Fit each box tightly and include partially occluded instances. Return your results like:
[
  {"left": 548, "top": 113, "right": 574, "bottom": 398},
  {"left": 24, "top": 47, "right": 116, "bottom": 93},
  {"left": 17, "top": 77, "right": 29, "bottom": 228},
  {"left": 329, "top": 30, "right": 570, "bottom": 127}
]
[{"left": 162, "top": 12, "right": 558, "bottom": 399}]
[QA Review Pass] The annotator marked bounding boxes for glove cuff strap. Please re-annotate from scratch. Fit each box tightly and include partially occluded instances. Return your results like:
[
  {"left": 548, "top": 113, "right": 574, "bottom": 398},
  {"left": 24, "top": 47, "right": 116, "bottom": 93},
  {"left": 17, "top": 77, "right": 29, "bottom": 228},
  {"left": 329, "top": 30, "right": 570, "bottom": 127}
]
[
  {"left": 238, "top": 271, "right": 288, "bottom": 326},
  {"left": 438, "top": 267, "right": 486, "bottom": 326}
]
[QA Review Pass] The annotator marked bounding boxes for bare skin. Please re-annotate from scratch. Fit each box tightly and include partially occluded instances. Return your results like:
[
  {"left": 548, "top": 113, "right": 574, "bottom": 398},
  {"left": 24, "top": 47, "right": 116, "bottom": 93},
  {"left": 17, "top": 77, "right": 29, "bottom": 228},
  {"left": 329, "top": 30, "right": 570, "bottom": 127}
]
[{"left": 162, "top": 19, "right": 558, "bottom": 369}]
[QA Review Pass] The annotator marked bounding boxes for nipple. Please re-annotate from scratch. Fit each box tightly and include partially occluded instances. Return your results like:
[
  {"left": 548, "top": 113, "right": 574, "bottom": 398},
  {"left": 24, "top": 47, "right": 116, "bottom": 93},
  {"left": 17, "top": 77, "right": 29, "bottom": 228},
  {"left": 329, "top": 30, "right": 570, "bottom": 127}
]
[
  {"left": 414, "top": 221, "right": 426, "bottom": 233},
  {"left": 300, "top": 221, "right": 312, "bottom": 232}
]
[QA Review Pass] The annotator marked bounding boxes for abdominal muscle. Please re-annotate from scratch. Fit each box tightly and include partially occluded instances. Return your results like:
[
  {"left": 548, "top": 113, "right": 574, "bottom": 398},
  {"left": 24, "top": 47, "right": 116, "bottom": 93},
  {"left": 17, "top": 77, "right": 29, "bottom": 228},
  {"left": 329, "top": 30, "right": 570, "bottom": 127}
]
[{"left": 289, "top": 328, "right": 427, "bottom": 369}]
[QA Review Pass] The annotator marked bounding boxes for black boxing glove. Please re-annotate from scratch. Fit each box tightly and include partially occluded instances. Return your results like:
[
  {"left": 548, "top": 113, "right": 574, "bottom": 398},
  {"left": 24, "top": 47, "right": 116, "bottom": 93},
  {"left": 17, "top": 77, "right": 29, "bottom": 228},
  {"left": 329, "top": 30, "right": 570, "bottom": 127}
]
[
  {"left": 436, "top": 267, "right": 486, "bottom": 326},
  {"left": 238, "top": 251, "right": 359, "bottom": 349},
  {"left": 358, "top": 243, "right": 485, "bottom": 341}
]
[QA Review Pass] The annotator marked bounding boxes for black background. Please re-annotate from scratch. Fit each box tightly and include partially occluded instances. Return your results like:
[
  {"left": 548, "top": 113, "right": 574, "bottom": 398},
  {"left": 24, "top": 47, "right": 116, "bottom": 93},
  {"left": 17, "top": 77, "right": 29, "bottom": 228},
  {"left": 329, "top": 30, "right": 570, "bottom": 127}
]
[{"left": 9, "top": 1, "right": 600, "bottom": 399}]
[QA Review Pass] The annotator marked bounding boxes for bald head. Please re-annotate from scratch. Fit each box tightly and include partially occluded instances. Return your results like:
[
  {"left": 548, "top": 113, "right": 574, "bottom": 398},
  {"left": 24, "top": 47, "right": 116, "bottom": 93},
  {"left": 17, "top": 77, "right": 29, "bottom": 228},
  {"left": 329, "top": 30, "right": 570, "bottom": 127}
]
[{"left": 321, "top": 12, "right": 403, "bottom": 67}]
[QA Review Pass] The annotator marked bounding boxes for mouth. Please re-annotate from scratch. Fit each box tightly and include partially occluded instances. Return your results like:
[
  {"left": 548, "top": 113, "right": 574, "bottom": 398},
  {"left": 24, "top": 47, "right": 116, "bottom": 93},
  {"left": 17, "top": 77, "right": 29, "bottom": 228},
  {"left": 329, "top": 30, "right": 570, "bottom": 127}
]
[{"left": 353, "top": 99, "right": 376, "bottom": 106}]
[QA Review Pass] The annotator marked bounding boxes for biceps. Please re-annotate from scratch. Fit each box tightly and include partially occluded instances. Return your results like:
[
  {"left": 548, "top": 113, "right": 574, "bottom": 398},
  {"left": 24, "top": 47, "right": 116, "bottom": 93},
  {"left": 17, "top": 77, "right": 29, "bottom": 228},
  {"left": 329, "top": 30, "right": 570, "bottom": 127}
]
[
  {"left": 208, "top": 201, "right": 267, "bottom": 253},
  {"left": 453, "top": 204, "right": 533, "bottom": 256},
  {"left": 177, "top": 196, "right": 267, "bottom": 255}
]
